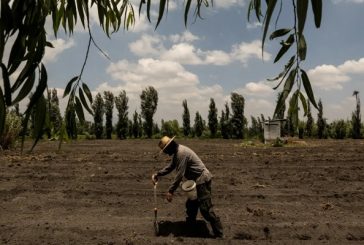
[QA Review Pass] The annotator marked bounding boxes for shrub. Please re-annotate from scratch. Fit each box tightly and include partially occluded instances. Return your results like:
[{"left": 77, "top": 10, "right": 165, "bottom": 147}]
[{"left": 0, "top": 112, "right": 22, "bottom": 150}]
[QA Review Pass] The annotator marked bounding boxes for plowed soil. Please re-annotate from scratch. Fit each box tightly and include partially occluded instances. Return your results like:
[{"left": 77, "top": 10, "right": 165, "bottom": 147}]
[{"left": 1, "top": 139, "right": 364, "bottom": 244}]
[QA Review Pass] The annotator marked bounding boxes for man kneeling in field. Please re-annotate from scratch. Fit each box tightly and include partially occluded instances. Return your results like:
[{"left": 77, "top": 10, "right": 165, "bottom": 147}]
[{"left": 152, "top": 136, "right": 224, "bottom": 238}]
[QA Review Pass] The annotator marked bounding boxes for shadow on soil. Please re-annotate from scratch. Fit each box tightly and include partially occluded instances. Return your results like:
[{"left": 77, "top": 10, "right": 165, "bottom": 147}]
[{"left": 157, "top": 220, "right": 212, "bottom": 238}]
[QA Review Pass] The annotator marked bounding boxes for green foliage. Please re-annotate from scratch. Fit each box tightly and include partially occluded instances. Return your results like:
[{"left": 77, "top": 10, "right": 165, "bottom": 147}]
[
  {"left": 140, "top": 86, "right": 158, "bottom": 138},
  {"left": 48, "top": 88, "right": 62, "bottom": 137},
  {"left": 194, "top": 111, "right": 204, "bottom": 137},
  {"left": 92, "top": 93, "right": 104, "bottom": 139},
  {"left": 182, "top": 99, "right": 191, "bottom": 137},
  {"left": 248, "top": 0, "right": 321, "bottom": 121},
  {"left": 231, "top": 92, "right": 246, "bottom": 139},
  {"left": 161, "top": 120, "right": 180, "bottom": 137},
  {"left": 305, "top": 102, "right": 313, "bottom": 137},
  {"left": 208, "top": 98, "right": 218, "bottom": 138},
  {"left": 115, "top": 90, "right": 129, "bottom": 140},
  {"left": 351, "top": 91, "right": 361, "bottom": 139},
  {"left": 298, "top": 120, "right": 305, "bottom": 139},
  {"left": 103, "top": 91, "right": 114, "bottom": 139},
  {"left": 317, "top": 99, "right": 326, "bottom": 139},
  {"left": 330, "top": 120, "right": 347, "bottom": 139},
  {"left": 132, "top": 111, "right": 141, "bottom": 138},
  {"left": 248, "top": 116, "right": 264, "bottom": 140},
  {"left": 272, "top": 137, "right": 284, "bottom": 147},
  {"left": 220, "top": 102, "right": 232, "bottom": 139},
  {"left": 0, "top": 110, "right": 22, "bottom": 149}
]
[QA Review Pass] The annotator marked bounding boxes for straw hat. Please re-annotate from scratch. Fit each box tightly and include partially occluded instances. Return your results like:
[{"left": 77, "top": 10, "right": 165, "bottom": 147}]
[{"left": 158, "top": 136, "right": 176, "bottom": 152}]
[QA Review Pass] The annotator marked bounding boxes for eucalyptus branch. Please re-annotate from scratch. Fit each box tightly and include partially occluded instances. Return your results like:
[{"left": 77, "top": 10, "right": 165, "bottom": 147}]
[
  {"left": 88, "top": 27, "right": 111, "bottom": 61},
  {"left": 292, "top": 0, "right": 301, "bottom": 89}
]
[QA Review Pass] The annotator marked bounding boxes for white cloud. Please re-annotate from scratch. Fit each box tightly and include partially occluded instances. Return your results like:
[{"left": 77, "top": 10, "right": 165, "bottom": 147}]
[
  {"left": 43, "top": 38, "right": 75, "bottom": 63},
  {"left": 104, "top": 58, "right": 226, "bottom": 122},
  {"left": 308, "top": 64, "right": 351, "bottom": 90},
  {"left": 213, "top": 0, "right": 246, "bottom": 9},
  {"left": 332, "top": 0, "right": 364, "bottom": 3},
  {"left": 231, "top": 40, "right": 271, "bottom": 64},
  {"left": 169, "top": 31, "right": 200, "bottom": 43},
  {"left": 129, "top": 34, "right": 164, "bottom": 57},
  {"left": 338, "top": 58, "right": 364, "bottom": 74},
  {"left": 237, "top": 81, "right": 274, "bottom": 97},
  {"left": 161, "top": 43, "right": 203, "bottom": 65},
  {"left": 246, "top": 21, "right": 262, "bottom": 29},
  {"left": 308, "top": 57, "right": 364, "bottom": 91},
  {"left": 204, "top": 50, "right": 231, "bottom": 65}
]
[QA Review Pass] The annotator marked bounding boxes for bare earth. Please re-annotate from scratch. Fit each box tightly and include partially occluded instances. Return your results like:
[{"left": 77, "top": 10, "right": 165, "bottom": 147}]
[{"left": 1, "top": 139, "right": 364, "bottom": 244}]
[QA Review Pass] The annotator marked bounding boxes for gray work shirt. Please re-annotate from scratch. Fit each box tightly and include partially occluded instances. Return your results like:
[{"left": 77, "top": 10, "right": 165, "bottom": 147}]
[{"left": 156, "top": 144, "right": 212, "bottom": 194}]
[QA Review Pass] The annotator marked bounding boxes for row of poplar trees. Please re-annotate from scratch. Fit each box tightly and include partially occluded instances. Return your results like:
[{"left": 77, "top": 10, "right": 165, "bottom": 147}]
[{"left": 46, "top": 86, "right": 361, "bottom": 140}]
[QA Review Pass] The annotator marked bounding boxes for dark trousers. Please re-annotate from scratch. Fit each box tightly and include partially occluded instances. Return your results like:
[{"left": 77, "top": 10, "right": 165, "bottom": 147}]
[{"left": 185, "top": 180, "right": 223, "bottom": 237}]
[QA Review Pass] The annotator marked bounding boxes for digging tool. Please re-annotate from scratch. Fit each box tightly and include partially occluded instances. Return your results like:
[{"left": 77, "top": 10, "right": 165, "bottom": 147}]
[{"left": 153, "top": 182, "right": 159, "bottom": 236}]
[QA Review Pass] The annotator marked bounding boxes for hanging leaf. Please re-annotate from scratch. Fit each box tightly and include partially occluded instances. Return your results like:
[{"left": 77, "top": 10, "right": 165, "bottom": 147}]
[
  {"left": 147, "top": 0, "right": 151, "bottom": 22},
  {"left": 301, "top": 69, "right": 318, "bottom": 109},
  {"left": 269, "top": 55, "right": 295, "bottom": 82},
  {"left": 1, "top": 63, "right": 12, "bottom": 106},
  {"left": 262, "top": 0, "right": 277, "bottom": 53},
  {"left": 63, "top": 76, "right": 78, "bottom": 98},
  {"left": 30, "top": 95, "right": 47, "bottom": 152},
  {"left": 82, "top": 82, "right": 93, "bottom": 103},
  {"left": 0, "top": 87, "right": 5, "bottom": 136},
  {"left": 299, "top": 91, "right": 308, "bottom": 116},
  {"left": 288, "top": 90, "right": 299, "bottom": 128},
  {"left": 155, "top": 0, "right": 166, "bottom": 29},
  {"left": 297, "top": 0, "right": 308, "bottom": 35},
  {"left": 185, "top": 0, "right": 192, "bottom": 27},
  {"left": 273, "top": 69, "right": 296, "bottom": 117},
  {"left": 254, "top": 0, "right": 262, "bottom": 22},
  {"left": 79, "top": 88, "right": 93, "bottom": 116},
  {"left": 311, "top": 0, "right": 322, "bottom": 28},
  {"left": 24, "top": 64, "right": 48, "bottom": 115},
  {"left": 269, "top": 28, "right": 291, "bottom": 40},
  {"left": 298, "top": 34, "right": 307, "bottom": 61},
  {"left": 7, "top": 34, "right": 26, "bottom": 74},
  {"left": 11, "top": 71, "right": 35, "bottom": 105},
  {"left": 274, "top": 34, "right": 294, "bottom": 63},
  {"left": 74, "top": 96, "right": 85, "bottom": 123}
]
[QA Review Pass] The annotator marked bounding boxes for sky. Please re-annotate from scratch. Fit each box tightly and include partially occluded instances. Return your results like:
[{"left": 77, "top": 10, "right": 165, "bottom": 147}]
[{"left": 9, "top": 0, "right": 364, "bottom": 125}]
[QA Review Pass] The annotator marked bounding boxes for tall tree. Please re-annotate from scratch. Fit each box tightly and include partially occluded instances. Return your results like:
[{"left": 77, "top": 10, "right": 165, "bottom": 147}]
[
  {"left": 317, "top": 99, "right": 326, "bottom": 139},
  {"left": 208, "top": 98, "right": 218, "bottom": 138},
  {"left": 48, "top": 88, "right": 62, "bottom": 136},
  {"left": 182, "top": 99, "right": 191, "bottom": 137},
  {"left": 115, "top": 90, "right": 129, "bottom": 140},
  {"left": 230, "top": 92, "right": 246, "bottom": 139},
  {"left": 220, "top": 102, "right": 232, "bottom": 139},
  {"left": 352, "top": 91, "right": 361, "bottom": 139},
  {"left": 140, "top": 86, "right": 158, "bottom": 138},
  {"left": 103, "top": 91, "right": 114, "bottom": 139},
  {"left": 306, "top": 102, "right": 314, "bottom": 137},
  {"left": 132, "top": 111, "right": 140, "bottom": 138},
  {"left": 194, "top": 112, "right": 204, "bottom": 137},
  {"left": 92, "top": 93, "right": 104, "bottom": 139}
]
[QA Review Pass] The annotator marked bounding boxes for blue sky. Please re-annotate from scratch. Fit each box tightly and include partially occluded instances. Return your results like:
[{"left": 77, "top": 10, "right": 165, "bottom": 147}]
[{"left": 29, "top": 0, "right": 364, "bottom": 124}]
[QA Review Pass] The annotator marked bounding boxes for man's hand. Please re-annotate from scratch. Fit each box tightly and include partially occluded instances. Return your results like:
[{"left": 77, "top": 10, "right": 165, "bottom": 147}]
[
  {"left": 152, "top": 174, "right": 158, "bottom": 185},
  {"left": 166, "top": 192, "right": 173, "bottom": 202}
]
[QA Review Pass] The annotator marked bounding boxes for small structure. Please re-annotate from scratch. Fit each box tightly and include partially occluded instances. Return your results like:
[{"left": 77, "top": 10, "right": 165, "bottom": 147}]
[{"left": 263, "top": 119, "right": 285, "bottom": 144}]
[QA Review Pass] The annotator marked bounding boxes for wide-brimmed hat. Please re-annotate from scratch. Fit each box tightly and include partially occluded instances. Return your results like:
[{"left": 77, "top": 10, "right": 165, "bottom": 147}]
[{"left": 158, "top": 136, "right": 176, "bottom": 152}]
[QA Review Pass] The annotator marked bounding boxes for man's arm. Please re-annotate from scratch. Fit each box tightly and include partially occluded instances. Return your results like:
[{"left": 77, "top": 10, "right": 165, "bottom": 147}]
[{"left": 168, "top": 155, "right": 188, "bottom": 194}]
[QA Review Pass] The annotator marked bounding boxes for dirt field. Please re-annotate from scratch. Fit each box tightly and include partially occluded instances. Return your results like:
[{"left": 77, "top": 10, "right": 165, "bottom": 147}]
[{"left": 1, "top": 138, "right": 364, "bottom": 244}]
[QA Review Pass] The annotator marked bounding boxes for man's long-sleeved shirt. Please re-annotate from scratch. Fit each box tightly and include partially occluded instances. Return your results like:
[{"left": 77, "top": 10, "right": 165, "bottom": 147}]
[{"left": 156, "top": 144, "right": 212, "bottom": 194}]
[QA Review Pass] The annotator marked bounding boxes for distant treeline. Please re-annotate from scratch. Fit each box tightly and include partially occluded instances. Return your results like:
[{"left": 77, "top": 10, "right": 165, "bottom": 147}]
[{"left": 1, "top": 87, "right": 362, "bottom": 150}]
